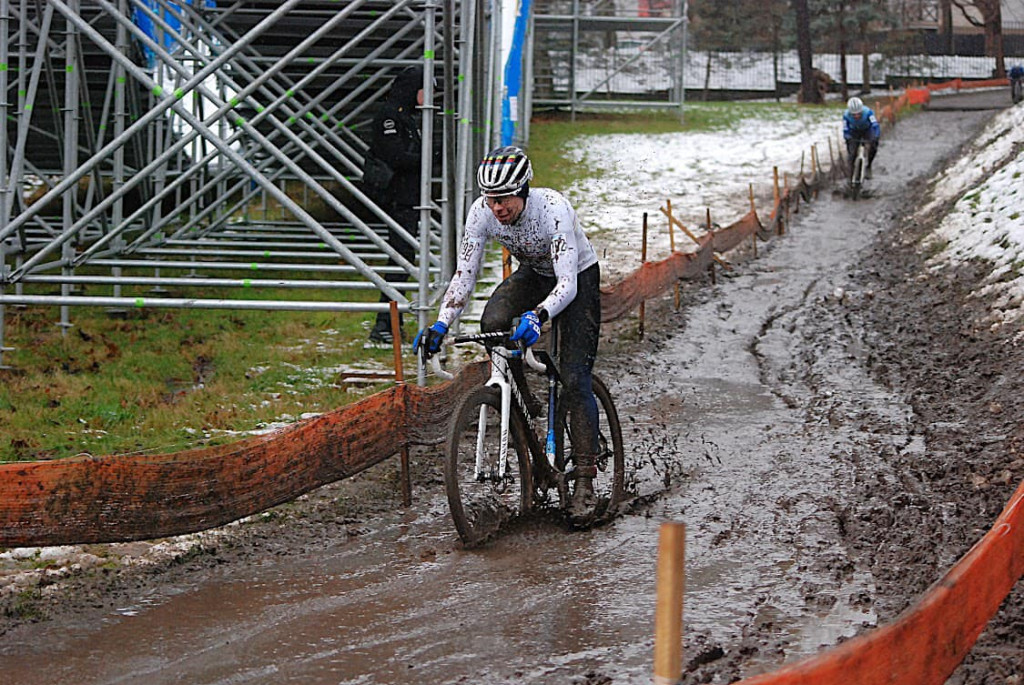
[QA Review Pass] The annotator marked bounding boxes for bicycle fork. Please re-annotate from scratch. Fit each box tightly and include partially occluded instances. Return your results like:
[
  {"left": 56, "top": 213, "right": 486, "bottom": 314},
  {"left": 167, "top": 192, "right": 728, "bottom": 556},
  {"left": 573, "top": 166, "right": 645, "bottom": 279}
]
[{"left": 478, "top": 348, "right": 515, "bottom": 483}]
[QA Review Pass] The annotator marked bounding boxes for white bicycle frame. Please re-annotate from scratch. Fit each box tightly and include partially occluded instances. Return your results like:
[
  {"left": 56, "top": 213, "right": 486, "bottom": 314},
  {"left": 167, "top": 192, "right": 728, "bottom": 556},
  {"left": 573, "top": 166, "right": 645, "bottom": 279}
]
[{"left": 431, "top": 344, "right": 547, "bottom": 482}]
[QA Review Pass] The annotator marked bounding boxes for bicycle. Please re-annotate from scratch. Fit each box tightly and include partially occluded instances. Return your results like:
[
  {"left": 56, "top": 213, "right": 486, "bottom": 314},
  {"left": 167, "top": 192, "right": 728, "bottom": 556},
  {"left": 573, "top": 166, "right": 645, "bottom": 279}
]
[
  {"left": 424, "top": 325, "right": 625, "bottom": 547},
  {"left": 848, "top": 139, "right": 868, "bottom": 200}
]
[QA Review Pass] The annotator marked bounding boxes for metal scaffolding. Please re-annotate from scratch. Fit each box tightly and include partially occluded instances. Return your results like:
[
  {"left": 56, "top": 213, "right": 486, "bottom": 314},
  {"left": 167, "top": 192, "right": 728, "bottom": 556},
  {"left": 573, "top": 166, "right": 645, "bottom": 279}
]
[
  {"left": 1, "top": 0, "right": 495, "bottom": 367},
  {"left": 529, "top": 0, "right": 688, "bottom": 120}
]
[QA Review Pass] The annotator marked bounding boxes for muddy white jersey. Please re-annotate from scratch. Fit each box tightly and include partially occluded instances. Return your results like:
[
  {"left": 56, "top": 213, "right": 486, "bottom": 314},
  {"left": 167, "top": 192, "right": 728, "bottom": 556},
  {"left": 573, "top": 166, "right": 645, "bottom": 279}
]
[{"left": 438, "top": 187, "right": 598, "bottom": 327}]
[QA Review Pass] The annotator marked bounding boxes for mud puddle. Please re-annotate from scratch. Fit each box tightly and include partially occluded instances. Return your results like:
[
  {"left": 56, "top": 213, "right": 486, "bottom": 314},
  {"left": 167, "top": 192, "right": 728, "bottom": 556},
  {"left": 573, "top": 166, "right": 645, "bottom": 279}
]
[{"left": 0, "top": 105, "right": 999, "bottom": 684}]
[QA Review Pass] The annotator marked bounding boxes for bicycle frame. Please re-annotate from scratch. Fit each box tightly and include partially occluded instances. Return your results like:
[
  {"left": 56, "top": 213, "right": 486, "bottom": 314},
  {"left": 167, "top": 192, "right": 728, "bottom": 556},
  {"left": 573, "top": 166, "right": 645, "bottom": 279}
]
[{"left": 428, "top": 337, "right": 552, "bottom": 480}]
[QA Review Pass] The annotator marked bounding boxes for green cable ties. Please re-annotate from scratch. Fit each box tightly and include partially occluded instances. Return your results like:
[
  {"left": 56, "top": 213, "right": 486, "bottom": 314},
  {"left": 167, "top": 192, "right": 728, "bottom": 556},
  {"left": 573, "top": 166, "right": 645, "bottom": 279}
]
[
  {"left": 235, "top": 116, "right": 245, "bottom": 126},
  {"left": 321, "top": 113, "right": 329, "bottom": 121},
  {"left": 175, "top": 88, "right": 184, "bottom": 100},
  {"left": 251, "top": 263, "right": 259, "bottom": 270},
  {"left": 0, "top": 64, "right": 7, "bottom": 72},
  {"left": 118, "top": 76, "right": 126, "bottom": 83},
  {"left": 18, "top": 89, "right": 26, "bottom": 97},
  {"left": 134, "top": 298, "right": 145, "bottom": 308},
  {"left": 308, "top": 57, "right": 315, "bottom": 64},
  {"left": 286, "top": 89, "right": 294, "bottom": 98},
  {"left": 458, "top": 74, "right": 465, "bottom": 82},
  {"left": 256, "top": 105, "right": 265, "bottom": 113},
  {"left": 320, "top": 243, "right": 327, "bottom": 248},
  {"left": 66, "top": 65, "right": 74, "bottom": 73},
  {"left": 306, "top": 112, "right": 314, "bottom": 119},
  {"left": 445, "top": 108, "right": 455, "bottom": 116},
  {"left": 424, "top": 50, "right": 435, "bottom": 59},
  {"left": 461, "top": 117, "right": 470, "bottom": 125},
  {"left": 24, "top": 104, "right": 32, "bottom": 111},
  {"left": 99, "top": 124, "right": 106, "bottom": 131},
  {"left": 288, "top": 116, "right": 296, "bottom": 124},
  {"left": 243, "top": 279, "right": 252, "bottom": 288},
  {"left": 230, "top": 97, "right": 239, "bottom": 107},
  {"left": 263, "top": 251, "right": 271, "bottom": 257},
  {"left": 153, "top": 85, "right": 163, "bottom": 97}
]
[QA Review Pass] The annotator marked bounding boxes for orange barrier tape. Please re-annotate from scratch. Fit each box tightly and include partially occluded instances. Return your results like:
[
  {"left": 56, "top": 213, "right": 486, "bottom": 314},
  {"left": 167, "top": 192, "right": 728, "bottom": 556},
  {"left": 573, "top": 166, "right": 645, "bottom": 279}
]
[
  {"left": 737, "top": 479, "right": 1024, "bottom": 685},
  {"left": 0, "top": 361, "right": 487, "bottom": 546},
  {"left": 600, "top": 234, "right": 713, "bottom": 322}
]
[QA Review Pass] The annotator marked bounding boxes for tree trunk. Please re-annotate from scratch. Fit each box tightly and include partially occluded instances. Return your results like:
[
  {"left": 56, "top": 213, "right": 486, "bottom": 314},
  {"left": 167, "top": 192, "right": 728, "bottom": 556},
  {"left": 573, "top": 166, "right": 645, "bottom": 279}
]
[
  {"left": 703, "top": 51, "right": 712, "bottom": 101},
  {"left": 838, "top": 1, "right": 848, "bottom": 101},
  {"left": 940, "top": 0, "right": 954, "bottom": 54},
  {"left": 985, "top": 4, "right": 1005, "bottom": 77},
  {"left": 794, "top": 0, "right": 821, "bottom": 104}
]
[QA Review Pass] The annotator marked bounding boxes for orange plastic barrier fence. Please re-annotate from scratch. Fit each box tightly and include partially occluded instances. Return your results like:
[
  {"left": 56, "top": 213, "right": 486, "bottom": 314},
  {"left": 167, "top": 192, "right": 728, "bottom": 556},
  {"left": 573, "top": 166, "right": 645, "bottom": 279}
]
[
  {"left": 737, "top": 479, "right": 1024, "bottom": 685},
  {"left": 926, "top": 77, "right": 1009, "bottom": 92},
  {"left": 0, "top": 362, "right": 487, "bottom": 546}
]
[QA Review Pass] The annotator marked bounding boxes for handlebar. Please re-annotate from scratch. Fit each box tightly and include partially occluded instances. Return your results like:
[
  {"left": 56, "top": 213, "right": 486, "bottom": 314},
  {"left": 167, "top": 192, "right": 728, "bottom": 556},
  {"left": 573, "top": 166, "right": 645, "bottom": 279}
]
[{"left": 419, "top": 330, "right": 550, "bottom": 380}]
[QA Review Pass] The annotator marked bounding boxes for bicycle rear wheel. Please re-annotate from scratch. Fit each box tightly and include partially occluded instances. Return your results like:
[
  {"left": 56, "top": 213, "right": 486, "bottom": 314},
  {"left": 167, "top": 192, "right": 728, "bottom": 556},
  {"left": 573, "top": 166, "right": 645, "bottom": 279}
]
[
  {"left": 555, "top": 374, "right": 625, "bottom": 521},
  {"left": 445, "top": 386, "right": 533, "bottom": 546}
]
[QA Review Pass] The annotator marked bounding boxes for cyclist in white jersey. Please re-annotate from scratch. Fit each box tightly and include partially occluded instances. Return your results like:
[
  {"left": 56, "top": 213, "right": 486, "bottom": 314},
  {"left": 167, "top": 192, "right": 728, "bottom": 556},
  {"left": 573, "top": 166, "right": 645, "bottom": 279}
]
[{"left": 415, "top": 146, "right": 603, "bottom": 517}]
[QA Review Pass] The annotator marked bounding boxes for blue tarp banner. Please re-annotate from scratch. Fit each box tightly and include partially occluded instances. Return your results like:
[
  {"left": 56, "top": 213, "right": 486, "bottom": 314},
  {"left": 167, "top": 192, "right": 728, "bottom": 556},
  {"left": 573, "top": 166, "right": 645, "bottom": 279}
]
[
  {"left": 132, "top": 0, "right": 215, "bottom": 70},
  {"left": 501, "top": 0, "right": 532, "bottom": 146}
]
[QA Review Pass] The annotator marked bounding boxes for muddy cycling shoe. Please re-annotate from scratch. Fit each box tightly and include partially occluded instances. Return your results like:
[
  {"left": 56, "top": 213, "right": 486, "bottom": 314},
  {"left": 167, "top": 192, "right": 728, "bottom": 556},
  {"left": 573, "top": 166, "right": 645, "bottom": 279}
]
[{"left": 567, "top": 460, "right": 599, "bottom": 524}]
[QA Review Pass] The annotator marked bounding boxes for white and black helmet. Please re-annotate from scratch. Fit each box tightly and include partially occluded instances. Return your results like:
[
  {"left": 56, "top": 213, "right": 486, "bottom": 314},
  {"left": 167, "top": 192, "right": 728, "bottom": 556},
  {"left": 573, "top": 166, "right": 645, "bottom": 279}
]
[
  {"left": 477, "top": 146, "right": 533, "bottom": 197},
  {"left": 847, "top": 96, "right": 864, "bottom": 114}
]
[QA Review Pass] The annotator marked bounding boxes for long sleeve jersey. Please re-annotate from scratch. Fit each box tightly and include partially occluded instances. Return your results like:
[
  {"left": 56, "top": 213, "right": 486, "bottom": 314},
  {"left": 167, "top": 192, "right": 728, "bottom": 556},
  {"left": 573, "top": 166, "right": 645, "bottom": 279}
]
[
  {"left": 437, "top": 187, "right": 599, "bottom": 327},
  {"left": 843, "top": 107, "right": 881, "bottom": 142}
]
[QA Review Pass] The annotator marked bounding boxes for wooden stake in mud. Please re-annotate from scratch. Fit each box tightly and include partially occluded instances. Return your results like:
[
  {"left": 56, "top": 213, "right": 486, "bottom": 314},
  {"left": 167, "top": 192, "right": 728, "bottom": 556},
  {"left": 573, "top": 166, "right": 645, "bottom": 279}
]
[
  {"left": 773, "top": 167, "right": 785, "bottom": 236},
  {"left": 390, "top": 301, "right": 412, "bottom": 507},
  {"left": 639, "top": 212, "right": 648, "bottom": 340},
  {"left": 827, "top": 138, "right": 836, "bottom": 181},
  {"left": 665, "top": 200, "right": 681, "bottom": 310},
  {"left": 706, "top": 208, "right": 716, "bottom": 286},
  {"left": 653, "top": 521, "right": 686, "bottom": 685},
  {"left": 749, "top": 183, "right": 757, "bottom": 258}
]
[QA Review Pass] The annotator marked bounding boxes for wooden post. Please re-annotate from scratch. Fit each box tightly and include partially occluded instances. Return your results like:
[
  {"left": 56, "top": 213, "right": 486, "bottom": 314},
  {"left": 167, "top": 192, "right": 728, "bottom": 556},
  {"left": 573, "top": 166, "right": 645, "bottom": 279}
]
[
  {"left": 773, "top": 167, "right": 785, "bottom": 236},
  {"left": 749, "top": 184, "right": 757, "bottom": 258},
  {"left": 706, "top": 208, "right": 716, "bottom": 285},
  {"left": 827, "top": 138, "right": 836, "bottom": 181},
  {"left": 665, "top": 200, "right": 680, "bottom": 310},
  {"left": 390, "top": 301, "right": 412, "bottom": 507},
  {"left": 653, "top": 521, "right": 686, "bottom": 685},
  {"left": 639, "top": 212, "right": 648, "bottom": 340}
]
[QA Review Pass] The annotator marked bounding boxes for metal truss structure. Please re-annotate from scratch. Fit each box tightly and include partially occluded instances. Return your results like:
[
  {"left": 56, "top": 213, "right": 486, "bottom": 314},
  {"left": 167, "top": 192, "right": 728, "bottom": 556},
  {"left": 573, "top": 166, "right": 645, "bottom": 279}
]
[
  {"left": 530, "top": 0, "right": 687, "bottom": 120},
  {"left": 1, "top": 0, "right": 500, "bottom": 367}
]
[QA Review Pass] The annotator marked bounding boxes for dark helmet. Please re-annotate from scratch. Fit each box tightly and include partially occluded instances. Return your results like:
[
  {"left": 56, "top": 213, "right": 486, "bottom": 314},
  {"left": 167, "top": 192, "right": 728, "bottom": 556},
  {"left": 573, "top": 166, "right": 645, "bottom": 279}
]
[
  {"left": 387, "top": 65, "right": 435, "bottom": 107},
  {"left": 476, "top": 146, "right": 533, "bottom": 197}
]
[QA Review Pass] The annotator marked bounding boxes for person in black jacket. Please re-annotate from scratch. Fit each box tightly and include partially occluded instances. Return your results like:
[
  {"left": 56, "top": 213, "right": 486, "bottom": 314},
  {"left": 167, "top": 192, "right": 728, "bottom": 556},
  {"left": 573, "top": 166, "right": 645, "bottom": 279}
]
[{"left": 366, "top": 65, "right": 435, "bottom": 345}]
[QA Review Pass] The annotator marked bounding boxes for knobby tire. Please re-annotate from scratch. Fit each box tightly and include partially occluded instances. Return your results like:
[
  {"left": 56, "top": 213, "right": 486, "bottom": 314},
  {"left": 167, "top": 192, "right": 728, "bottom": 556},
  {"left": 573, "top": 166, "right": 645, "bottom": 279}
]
[{"left": 445, "top": 385, "right": 533, "bottom": 547}]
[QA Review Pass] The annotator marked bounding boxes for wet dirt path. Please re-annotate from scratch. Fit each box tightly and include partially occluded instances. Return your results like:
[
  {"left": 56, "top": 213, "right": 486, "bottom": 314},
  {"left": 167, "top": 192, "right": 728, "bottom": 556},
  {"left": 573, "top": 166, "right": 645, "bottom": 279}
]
[{"left": 0, "top": 103, "right": 999, "bottom": 684}]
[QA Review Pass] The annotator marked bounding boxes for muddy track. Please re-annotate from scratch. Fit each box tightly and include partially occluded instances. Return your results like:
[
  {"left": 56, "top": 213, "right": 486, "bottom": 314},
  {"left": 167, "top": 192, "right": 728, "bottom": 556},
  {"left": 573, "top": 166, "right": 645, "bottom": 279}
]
[{"left": 1, "top": 97, "right": 1022, "bottom": 684}]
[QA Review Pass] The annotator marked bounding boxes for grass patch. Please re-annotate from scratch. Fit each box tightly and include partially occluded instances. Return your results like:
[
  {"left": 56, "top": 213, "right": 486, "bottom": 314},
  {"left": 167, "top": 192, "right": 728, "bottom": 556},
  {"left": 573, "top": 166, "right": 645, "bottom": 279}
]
[{"left": 0, "top": 273, "right": 411, "bottom": 462}]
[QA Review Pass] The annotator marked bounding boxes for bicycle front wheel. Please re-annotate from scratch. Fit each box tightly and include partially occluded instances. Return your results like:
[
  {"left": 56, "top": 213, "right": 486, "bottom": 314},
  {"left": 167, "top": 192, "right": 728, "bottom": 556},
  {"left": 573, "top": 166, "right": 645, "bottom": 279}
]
[{"left": 445, "top": 386, "right": 533, "bottom": 547}]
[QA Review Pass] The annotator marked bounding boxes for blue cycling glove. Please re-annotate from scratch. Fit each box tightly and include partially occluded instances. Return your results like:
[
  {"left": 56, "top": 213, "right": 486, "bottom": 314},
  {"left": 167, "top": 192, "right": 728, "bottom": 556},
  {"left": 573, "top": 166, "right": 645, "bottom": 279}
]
[
  {"left": 510, "top": 311, "right": 542, "bottom": 347},
  {"left": 413, "top": 321, "right": 448, "bottom": 356}
]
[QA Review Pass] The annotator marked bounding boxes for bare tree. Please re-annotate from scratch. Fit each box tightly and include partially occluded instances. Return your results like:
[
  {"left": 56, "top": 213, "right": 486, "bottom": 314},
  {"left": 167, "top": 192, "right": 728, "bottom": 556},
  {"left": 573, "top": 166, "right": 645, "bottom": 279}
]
[
  {"left": 951, "top": 0, "right": 1005, "bottom": 77},
  {"left": 794, "top": 0, "right": 822, "bottom": 103}
]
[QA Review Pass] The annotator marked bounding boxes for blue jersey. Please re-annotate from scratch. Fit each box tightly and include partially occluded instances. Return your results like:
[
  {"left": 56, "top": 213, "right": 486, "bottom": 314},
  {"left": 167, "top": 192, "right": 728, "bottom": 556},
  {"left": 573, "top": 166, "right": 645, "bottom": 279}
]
[{"left": 843, "top": 107, "right": 880, "bottom": 142}]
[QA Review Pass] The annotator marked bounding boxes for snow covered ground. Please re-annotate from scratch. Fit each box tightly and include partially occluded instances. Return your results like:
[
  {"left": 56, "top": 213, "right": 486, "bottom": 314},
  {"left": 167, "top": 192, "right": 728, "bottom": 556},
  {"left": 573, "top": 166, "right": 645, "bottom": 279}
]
[
  {"left": 564, "top": 96, "right": 1024, "bottom": 323},
  {"left": 563, "top": 104, "right": 845, "bottom": 279},
  {"left": 922, "top": 103, "right": 1024, "bottom": 327}
]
